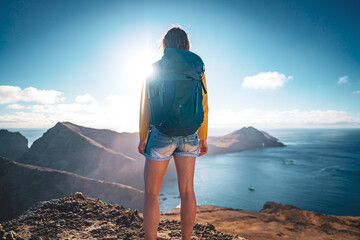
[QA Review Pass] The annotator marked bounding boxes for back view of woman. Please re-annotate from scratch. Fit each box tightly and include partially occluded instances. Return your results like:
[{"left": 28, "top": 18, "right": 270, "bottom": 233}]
[{"left": 138, "top": 26, "right": 209, "bottom": 240}]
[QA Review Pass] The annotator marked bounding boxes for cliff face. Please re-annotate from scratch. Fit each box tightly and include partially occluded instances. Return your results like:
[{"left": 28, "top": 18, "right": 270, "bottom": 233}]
[
  {"left": 207, "top": 127, "right": 285, "bottom": 154},
  {"left": 17, "top": 122, "right": 144, "bottom": 189},
  {"left": 0, "top": 193, "right": 245, "bottom": 240},
  {"left": 0, "top": 157, "right": 143, "bottom": 223},
  {"left": 0, "top": 129, "right": 29, "bottom": 160}
]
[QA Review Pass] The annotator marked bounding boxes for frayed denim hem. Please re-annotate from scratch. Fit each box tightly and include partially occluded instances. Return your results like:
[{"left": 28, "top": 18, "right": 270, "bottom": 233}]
[
  {"left": 173, "top": 152, "right": 198, "bottom": 158},
  {"left": 144, "top": 153, "right": 171, "bottom": 161}
]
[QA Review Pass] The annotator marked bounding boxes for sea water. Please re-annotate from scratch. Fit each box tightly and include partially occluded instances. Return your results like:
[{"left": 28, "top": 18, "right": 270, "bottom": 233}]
[
  {"left": 7, "top": 128, "right": 47, "bottom": 147},
  {"left": 159, "top": 129, "right": 360, "bottom": 216}
]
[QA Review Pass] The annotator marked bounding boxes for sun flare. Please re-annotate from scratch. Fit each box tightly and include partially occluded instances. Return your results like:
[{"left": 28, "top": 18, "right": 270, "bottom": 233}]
[{"left": 123, "top": 51, "right": 158, "bottom": 92}]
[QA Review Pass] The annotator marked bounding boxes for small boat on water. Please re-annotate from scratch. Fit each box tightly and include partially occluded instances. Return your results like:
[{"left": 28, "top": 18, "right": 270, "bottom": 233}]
[{"left": 248, "top": 181, "right": 255, "bottom": 191}]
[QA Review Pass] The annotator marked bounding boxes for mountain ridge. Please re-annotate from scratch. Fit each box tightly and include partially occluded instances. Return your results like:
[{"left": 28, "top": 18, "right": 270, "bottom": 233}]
[
  {"left": 0, "top": 157, "right": 143, "bottom": 223},
  {"left": 17, "top": 122, "right": 144, "bottom": 189},
  {"left": 0, "top": 129, "right": 28, "bottom": 160}
]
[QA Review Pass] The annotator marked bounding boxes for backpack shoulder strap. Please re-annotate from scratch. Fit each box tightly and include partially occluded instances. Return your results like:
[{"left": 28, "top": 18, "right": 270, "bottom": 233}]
[{"left": 200, "top": 73, "right": 207, "bottom": 94}]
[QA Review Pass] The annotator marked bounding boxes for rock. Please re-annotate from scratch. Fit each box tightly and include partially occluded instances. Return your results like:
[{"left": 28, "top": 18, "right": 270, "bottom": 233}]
[
  {"left": 0, "top": 224, "right": 5, "bottom": 238},
  {"left": 0, "top": 193, "right": 244, "bottom": 240},
  {"left": 73, "top": 192, "right": 85, "bottom": 201},
  {"left": 0, "top": 129, "right": 29, "bottom": 160},
  {"left": 161, "top": 204, "right": 360, "bottom": 240},
  {"left": 4, "top": 230, "right": 17, "bottom": 240}
]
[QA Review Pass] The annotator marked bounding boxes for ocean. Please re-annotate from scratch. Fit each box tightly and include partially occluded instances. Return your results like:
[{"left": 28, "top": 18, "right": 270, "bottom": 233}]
[
  {"left": 7, "top": 128, "right": 47, "bottom": 147},
  {"left": 159, "top": 128, "right": 360, "bottom": 216},
  {"left": 9, "top": 128, "right": 360, "bottom": 216}
]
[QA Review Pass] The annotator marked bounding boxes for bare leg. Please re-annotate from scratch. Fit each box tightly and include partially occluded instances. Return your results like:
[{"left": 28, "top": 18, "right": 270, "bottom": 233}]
[
  {"left": 173, "top": 156, "right": 197, "bottom": 240},
  {"left": 143, "top": 158, "right": 170, "bottom": 240}
]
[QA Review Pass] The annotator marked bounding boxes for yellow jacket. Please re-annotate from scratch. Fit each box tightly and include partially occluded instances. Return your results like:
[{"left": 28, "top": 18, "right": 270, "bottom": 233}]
[{"left": 139, "top": 73, "right": 208, "bottom": 141}]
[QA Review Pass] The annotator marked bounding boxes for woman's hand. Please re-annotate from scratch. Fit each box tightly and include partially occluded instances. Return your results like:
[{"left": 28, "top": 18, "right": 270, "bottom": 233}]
[
  {"left": 138, "top": 140, "right": 147, "bottom": 155},
  {"left": 198, "top": 140, "right": 208, "bottom": 157}
]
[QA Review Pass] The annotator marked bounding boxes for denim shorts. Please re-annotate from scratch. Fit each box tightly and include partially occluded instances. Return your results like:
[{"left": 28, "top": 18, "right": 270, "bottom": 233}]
[{"left": 144, "top": 126, "right": 199, "bottom": 161}]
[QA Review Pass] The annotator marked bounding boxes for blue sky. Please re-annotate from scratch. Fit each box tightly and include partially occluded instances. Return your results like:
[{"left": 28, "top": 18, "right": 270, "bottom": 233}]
[{"left": 1, "top": 0, "right": 360, "bottom": 134}]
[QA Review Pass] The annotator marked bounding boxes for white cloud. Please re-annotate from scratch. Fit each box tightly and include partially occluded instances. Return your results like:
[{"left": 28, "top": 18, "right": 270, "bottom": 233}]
[
  {"left": 242, "top": 72, "right": 292, "bottom": 89},
  {"left": 0, "top": 85, "right": 65, "bottom": 104},
  {"left": 209, "top": 108, "right": 360, "bottom": 129},
  {"left": 1, "top": 105, "right": 359, "bottom": 131},
  {"left": 338, "top": 75, "right": 348, "bottom": 84},
  {"left": 75, "top": 94, "right": 97, "bottom": 104},
  {"left": 1, "top": 85, "right": 359, "bottom": 131},
  {"left": 0, "top": 93, "right": 140, "bottom": 132},
  {"left": 353, "top": 90, "right": 360, "bottom": 94},
  {"left": 7, "top": 104, "right": 25, "bottom": 109}
]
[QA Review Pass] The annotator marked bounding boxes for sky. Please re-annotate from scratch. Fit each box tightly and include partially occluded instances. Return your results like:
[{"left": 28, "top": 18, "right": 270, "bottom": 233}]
[{"left": 1, "top": 0, "right": 360, "bottom": 135}]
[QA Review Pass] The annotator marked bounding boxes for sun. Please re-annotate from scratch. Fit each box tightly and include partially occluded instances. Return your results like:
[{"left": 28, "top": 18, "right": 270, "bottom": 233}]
[{"left": 123, "top": 50, "right": 158, "bottom": 92}]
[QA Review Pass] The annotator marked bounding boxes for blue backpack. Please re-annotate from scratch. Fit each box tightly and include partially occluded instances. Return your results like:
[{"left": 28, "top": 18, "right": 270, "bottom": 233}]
[{"left": 147, "top": 48, "right": 207, "bottom": 137}]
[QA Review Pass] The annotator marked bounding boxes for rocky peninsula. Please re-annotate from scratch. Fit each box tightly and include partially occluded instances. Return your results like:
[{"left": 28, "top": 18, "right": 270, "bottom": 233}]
[{"left": 207, "top": 126, "right": 285, "bottom": 155}]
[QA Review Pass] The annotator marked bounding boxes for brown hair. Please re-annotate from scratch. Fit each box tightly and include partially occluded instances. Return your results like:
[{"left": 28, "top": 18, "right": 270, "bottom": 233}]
[{"left": 160, "top": 26, "right": 191, "bottom": 52}]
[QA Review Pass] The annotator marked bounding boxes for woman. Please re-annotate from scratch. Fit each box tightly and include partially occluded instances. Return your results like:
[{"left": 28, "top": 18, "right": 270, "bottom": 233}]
[{"left": 138, "top": 26, "right": 209, "bottom": 240}]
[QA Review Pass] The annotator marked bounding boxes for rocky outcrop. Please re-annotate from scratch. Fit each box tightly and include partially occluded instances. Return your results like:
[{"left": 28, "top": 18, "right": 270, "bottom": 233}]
[
  {"left": 161, "top": 203, "right": 360, "bottom": 240},
  {"left": 17, "top": 122, "right": 144, "bottom": 189},
  {"left": 0, "top": 157, "right": 143, "bottom": 223},
  {"left": 0, "top": 193, "right": 245, "bottom": 240},
  {"left": 207, "top": 126, "right": 285, "bottom": 155},
  {"left": 0, "top": 129, "right": 28, "bottom": 160},
  {"left": 2, "top": 192, "right": 358, "bottom": 240}
]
